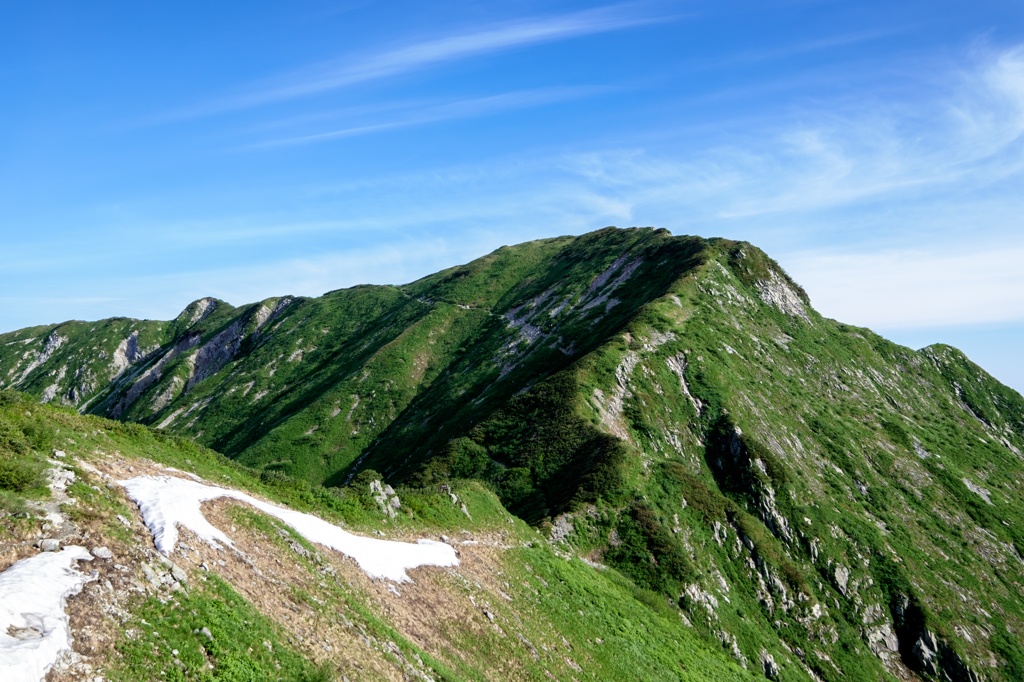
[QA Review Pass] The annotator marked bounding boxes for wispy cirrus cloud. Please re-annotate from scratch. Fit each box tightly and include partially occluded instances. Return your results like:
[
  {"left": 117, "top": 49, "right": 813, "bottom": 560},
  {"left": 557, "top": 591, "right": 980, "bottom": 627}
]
[
  {"left": 249, "top": 85, "right": 614, "bottom": 148},
  {"left": 168, "top": 4, "right": 674, "bottom": 120},
  {"left": 552, "top": 44, "right": 1024, "bottom": 223}
]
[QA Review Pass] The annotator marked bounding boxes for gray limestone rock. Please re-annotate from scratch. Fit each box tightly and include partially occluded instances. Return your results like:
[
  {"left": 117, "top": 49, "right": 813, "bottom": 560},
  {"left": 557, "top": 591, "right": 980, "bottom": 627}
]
[
  {"left": 834, "top": 565, "right": 850, "bottom": 596},
  {"left": 549, "top": 514, "right": 575, "bottom": 543},
  {"left": 171, "top": 564, "right": 188, "bottom": 583},
  {"left": 760, "top": 649, "right": 780, "bottom": 679}
]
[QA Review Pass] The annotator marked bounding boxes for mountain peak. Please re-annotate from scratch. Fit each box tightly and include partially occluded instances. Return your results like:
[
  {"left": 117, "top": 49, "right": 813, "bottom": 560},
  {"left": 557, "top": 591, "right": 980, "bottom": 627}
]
[{"left": 2, "top": 227, "right": 1023, "bottom": 681}]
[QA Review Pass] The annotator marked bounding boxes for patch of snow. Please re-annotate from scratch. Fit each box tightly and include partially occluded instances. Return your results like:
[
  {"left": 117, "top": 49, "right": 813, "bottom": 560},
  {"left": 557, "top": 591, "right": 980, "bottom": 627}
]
[
  {"left": 0, "top": 546, "right": 95, "bottom": 682},
  {"left": 120, "top": 475, "right": 458, "bottom": 583}
]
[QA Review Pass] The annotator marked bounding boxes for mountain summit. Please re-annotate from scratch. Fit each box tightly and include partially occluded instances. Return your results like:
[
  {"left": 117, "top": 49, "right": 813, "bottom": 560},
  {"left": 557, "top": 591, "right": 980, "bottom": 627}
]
[{"left": 3, "top": 226, "right": 1024, "bottom": 681}]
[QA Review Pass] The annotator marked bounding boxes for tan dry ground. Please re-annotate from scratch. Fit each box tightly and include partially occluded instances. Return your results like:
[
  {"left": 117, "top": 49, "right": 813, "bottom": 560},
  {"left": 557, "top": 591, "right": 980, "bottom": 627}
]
[{"left": 28, "top": 453, "right": 547, "bottom": 681}]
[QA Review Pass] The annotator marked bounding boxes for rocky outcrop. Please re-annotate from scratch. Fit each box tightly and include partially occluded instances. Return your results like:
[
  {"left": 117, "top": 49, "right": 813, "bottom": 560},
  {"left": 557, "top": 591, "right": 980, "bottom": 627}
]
[
  {"left": 14, "top": 330, "right": 67, "bottom": 385},
  {"left": 892, "top": 594, "right": 982, "bottom": 682},
  {"left": 251, "top": 297, "right": 293, "bottom": 340},
  {"left": 549, "top": 514, "right": 574, "bottom": 543},
  {"left": 865, "top": 622, "right": 900, "bottom": 659},
  {"left": 760, "top": 649, "right": 780, "bottom": 679},
  {"left": 962, "top": 477, "right": 994, "bottom": 505},
  {"left": 719, "top": 426, "right": 794, "bottom": 545},
  {"left": 666, "top": 352, "right": 703, "bottom": 415},
  {"left": 109, "top": 330, "right": 153, "bottom": 379},
  {"left": 591, "top": 352, "right": 638, "bottom": 442},
  {"left": 185, "top": 298, "right": 218, "bottom": 326},
  {"left": 369, "top": 479, "right": 401, "bottom": 518},
  {"left": 109, "top": 332, "right": 202, "bottom": 418},
  {"left": 756, "top": 271, "right": 810, "bottom": 322},
  {"left": 150, "top": 377, "right": 183, "bottom": 413},
  {"left": 186, "top": 320, "right": 243, "bottom": 391}
]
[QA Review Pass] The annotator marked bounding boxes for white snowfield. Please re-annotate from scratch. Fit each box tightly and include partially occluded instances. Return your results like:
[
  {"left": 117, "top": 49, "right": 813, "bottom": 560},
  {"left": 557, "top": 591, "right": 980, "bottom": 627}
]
[
  {"left": 0, "top": 546, "right": 95, "bottom": 682},
  {"left": 120, "top": 475, "right": 458, "bottom": 582}
]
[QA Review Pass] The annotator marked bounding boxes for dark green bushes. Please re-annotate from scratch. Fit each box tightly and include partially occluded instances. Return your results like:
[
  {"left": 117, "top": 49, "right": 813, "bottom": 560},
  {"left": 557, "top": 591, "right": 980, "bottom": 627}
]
[
  {"left": 413, "top": 371, "right": 631, "bottom": 521},
  {"left": 0, "top": 409, "right": 48, "bottom": 494},
  {"left": 605, "top": 502, "right": 694, "bottom": 595},
  {"left": 662, "top": 462, "right": 734, "bottom": 522},
  {"left": 0, "top": 457, "right": 45, "bottom": 493},
  {"left": 881, "top": 420, "right": 912, "bottom": 451}
]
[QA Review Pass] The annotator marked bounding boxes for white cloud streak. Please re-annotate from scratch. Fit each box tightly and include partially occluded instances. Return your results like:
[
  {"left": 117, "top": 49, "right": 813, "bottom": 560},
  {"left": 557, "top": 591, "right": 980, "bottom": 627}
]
[
  {"left": 250, "top": 85, "right": 612, "bottom": 147},
  {"left": 552, "top": 45, "right": 1024, "bottom": 222},
  {"left": 172, "top": 4, "right": 671, "bottom": 119},
  {"left": 782, "top": 247, "right": 1024, "bottom": 329}
]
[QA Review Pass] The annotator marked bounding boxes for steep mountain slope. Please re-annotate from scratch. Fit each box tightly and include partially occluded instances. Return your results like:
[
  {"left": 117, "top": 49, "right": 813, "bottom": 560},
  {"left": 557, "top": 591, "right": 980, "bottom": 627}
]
[
  {"left": 3, "top": 226, "right": 1024, "bottom": 681},
  {"left": 0, "top": 390, "right": 752, "bottom": 681},
  {"left": 1, "top": 228, "right": 708, "bottom": 505}
]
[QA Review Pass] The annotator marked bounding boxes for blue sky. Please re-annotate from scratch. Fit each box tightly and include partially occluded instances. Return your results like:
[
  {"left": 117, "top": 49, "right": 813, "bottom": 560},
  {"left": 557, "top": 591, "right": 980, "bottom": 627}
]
[{"left": 2, "top": 1, "right": 1023, "bottom": 392}]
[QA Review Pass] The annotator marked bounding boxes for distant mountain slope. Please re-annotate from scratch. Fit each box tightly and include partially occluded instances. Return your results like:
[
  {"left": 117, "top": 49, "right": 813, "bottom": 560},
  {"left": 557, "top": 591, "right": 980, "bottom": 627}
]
[
  {"left": 0, "top": 228, "right": 710, "bottom": 504},
  {"left": 4, "top": 226, "right": 1024, "bottom": 681}
]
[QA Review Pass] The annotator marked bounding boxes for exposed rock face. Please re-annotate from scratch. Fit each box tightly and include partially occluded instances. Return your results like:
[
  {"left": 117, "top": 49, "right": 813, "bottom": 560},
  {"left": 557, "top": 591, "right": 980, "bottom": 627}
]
[
  {"left": 756, "top": 271, "right": 809, "bottom": 322},
  {"left": 110, "top": 330, "right": 148, "bottom": 379},
  {"left": 591, "top": 352, "right": 638, "bottom": 442},
  {"left": 683, "top": 583, "right": 719, "bottom": 617},
  {"left": 759, "top": 649, "right": 780, "bottom": 679},
  {"left": 721, "top": 426, "right": 793, "bottom": 545},
  {"left": 150, "top": 377, "right": 183, "bottom": 413},
  {"left": 962, "top": 477, "right": 994, "bottom": 505},
  {"left": 109, "top": 332, "right": 202, "bottom": 418},
  {"left": 549, "top": 514, "right": 574, "bottom": 543},
  {"left": 187, "top": 298, "right": 218, "bottom": 326},
  {"left": 254, "top": 297, "right": 292, "bottom": 337},
  {"left": 865, "top": 623, "right": 900, "bottom": 658},
  {"left": 369, "top": 479, "right": 401, "bottom": 518},
  {"left": 186, "top": 320, "right": 243, "bottom": 391},
  {"left": 834, "top": 564, "right": 850, "bottom": 596},
  {"left": 41, "top": 365, "right": 67, "bottom": 404},
  {"left": 912, "top": 629, "right": 942, "bottom": 676},
  {"left": 666, "top": 352, "right": 702, "bottom": 414},
  {"left": 15, "top": 330, "right": 67, "bottom": 385}
]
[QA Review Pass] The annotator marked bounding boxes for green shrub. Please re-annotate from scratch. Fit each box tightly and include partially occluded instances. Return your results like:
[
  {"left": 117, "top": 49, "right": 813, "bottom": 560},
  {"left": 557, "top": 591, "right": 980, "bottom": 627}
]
[
  {"left": 605, "top": 502, "right": 694, "bottom": 594},
  {"left": 881, "top": 420, "right": 911, "bottom": 450},
  {"left": 0, "top": 489, "right": 28, "bottom": 515},
  {"left": 0, "top": 417, "right": 30, "bottom": 456},
  {"left": 0, "top": 456, "right": 45, "bottom": 493},
  {"left": 662, "top": 462, "right": 735, "bottom": 522}
]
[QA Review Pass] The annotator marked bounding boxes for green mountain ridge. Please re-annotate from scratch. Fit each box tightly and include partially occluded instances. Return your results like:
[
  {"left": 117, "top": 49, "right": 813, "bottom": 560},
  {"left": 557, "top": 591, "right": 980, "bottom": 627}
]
[{"left": 3, "top": 226, "right": 1024, "bottom": 681}]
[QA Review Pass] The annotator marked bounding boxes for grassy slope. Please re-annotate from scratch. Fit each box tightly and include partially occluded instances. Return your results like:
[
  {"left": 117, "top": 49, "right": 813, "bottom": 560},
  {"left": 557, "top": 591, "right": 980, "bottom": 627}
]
[
  {"left": 3, "top": 227, "right": 1024, "bottom": 679},
  {"left": 0, "top": 390, "right": 753, "bottom": 681},
  {"left": 552, "top": 243, "right": 1024, "bottom": 681}
]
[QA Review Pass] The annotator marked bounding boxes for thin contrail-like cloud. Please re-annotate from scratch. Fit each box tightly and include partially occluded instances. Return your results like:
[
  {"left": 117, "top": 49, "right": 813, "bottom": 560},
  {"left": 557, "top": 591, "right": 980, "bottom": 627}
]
[
  {"left": 248, "top": 85, "right": 614, "bottom": 148},
  {"left": 163, "top": 4, "right": 675, "bottom": 120}
]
